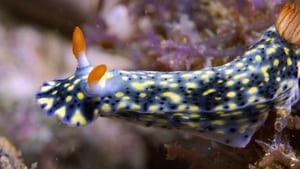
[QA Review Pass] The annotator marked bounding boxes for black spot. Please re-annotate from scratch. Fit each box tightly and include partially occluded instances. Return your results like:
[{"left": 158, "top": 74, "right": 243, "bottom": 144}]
[
  {"left": 244, "top": 134, "right": 249, "bottom": 139},
  {"left": 142, "top": 103, "right": 148, "bottom": 111},
  {"left": 170, "top": 105, "right": 177, "bottom": 110},
  {"left": 76, "top": 122, "right": 80, "bottom": 126},
  {"left": 145, "top": 121, "right": 153, "bottom": 127},
  {"left": 206, "top": 126, "right": 214, "bottom": 131},
  {"left": 41, "top": 104, "right": 46, "bottom": 109},
  {"left": 65, "top": 114, "right": 71, "bottom": 121},
  {"left": 229, "top": 128, "right": 236, "bottom": 133},
  {"left": 69, "top": 104, "right": 75, "bottom": 109},
  {"left": 225, "top": 139, "right": 231, "bottom": 144},
  {"left": 251, "top": 119, "right": 258, "bottom": 123}
]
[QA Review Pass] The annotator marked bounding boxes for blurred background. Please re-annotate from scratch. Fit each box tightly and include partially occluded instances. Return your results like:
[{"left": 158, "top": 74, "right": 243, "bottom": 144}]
[{"left": 0, "top": 0, "right": 299, "bottom": 169}]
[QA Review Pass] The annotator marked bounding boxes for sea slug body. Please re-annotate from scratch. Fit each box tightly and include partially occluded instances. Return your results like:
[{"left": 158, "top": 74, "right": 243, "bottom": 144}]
[{"left": 36, "top": 3, "right": 300, "bottom": 148}]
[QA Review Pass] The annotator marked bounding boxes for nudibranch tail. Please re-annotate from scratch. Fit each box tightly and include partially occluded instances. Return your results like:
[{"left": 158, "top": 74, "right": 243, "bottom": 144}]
[{"left": 276, "top": 2, "right": 300, "bottom": 45}]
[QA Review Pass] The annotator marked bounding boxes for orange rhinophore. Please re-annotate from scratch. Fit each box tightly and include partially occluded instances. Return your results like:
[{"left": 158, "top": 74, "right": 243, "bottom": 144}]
[
  {"left": 72, "top": 26, "right": 87, "bottom": 59},
  {"left": 276, "top": 2, "right": 300, "bottom": 45},
  {"left": 87, "top": 64, "right": 107, "bottom": 87}
]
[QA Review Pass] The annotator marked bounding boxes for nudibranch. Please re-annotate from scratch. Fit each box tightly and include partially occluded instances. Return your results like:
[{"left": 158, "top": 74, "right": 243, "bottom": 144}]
[{"left": 36, "top": 3, "right": 300, "bottom": 148}]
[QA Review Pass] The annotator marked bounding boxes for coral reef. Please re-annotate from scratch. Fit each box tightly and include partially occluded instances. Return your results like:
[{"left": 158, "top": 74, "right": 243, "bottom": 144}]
[{"left": 0, "top": 137, "right": 36, "bottom": 169}]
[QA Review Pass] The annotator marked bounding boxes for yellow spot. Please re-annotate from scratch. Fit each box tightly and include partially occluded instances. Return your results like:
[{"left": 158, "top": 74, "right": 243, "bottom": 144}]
[
  {"left": 260, "top": 66, "right": 269, "bottom": 81},
  {"left": 140, "top": 115, "right": 153, "bottom": 122},
  {"left": 102, "top": 103, "right": 111, "bottom": 112},
  {"left": 54, "top": 106, "right": 66, "bottom": 118},
  {"left": 181, "top": 74, "right": 193, "bottom": 79},
  {"left": 131, "top": 104, "right": 140, "bottom": 110},
  {"left": 248, "top": 96, "right": 256, "bottom": 103},
  {"left": 231, "top": 111, "right": 242, "bottom": 116},
  {"left": 242, "top": 78, "right": 249, "bottom": 84},
  {"left": 248, "top": 65, "right": 255, "bottom": 71},
  {"left": 276, "top": 77, "right": 281, "bottom": 82},
  {"left": 217, "top": 79, "right": 223, "bottom": 83},
  {"left": 226, "top": 80, "right": 234, "bottom": 86},
  {"left": 93, "top": 109, "right": 99, "bottom": 116},
  {"left": 117, "top": 102, "right": 127, "bottom": 109},
  {"left": 132, "top": 82, "right": 145, "bottom": 90},
  {"left": 239, "top": 124, "right": 248, "bottom": 133},
  {"left": 170, "top": 83, "right": 178, "bottom": 88},
  {"left": 226, "top": 91, "right": 236, "bottom": 98},
  {"left": 255, "top": 104, "right": 265, "bottom": 109},
  {"left": 190, "top": 113, "right": 200, "bottom": 118},
  {"left": 216, "top": 130, "right": 225, "bottom": 135},
  {"left": 200, "top": 74, "right": 209, "bottom": 81},
  {"left": 51, "top": 90, "right": 58, "bottom": 95},
  {"left": 149, "top": 105, "right": 158, "bottom": 112},
  {"left": 37, "top": 98, "right": 54, "bottom": 110},
  {"left": 189, "top": 105, "right": 199, "bottom": 111},
  {"left": 266, "top": 47, "right": 276, "bottom": 55},
  {"left": 287, "top": 80, "right": 294, "bottom": 87},
  {"left": 66, "top": 96, "right": 72, "bottom": 102},
  {"left": 186, "top": 82, "right": 196, "bottom": 88},
  {"left": 225, "top": 69, "right": 233, "bottom": 75},
  {"left": 77, "top": 92, "right": 85, "bottom": 100},
  {"left": 233, "top": 73, "right": 246, "bottom": 80},
  {"left": 64, "top": 83, "right": 70, "bottom": 87},
  {"left": 203, "top": 89, "right": 215, "bottom": 96},
  {"left": 216, "top": 111, "right": 225, "bottom": 116},
  {"left": 145, "top": 81, "right": 155, "bottom": 85},
  {"left": 283, "top": 47, "right": 290, "bottom": 55},
  {"left": 257, "top": 44, "right": 265, "bottom": 49},
  {"left": 206, "top": 70, "right": 214, "bottom": 75},
  {"left": 139, "top": 93, "right": 147, "bottom": 98},
  {"left": 255, "top": 55, "right": 261, "bottom": 61},
  {"left": 297, "top": 61, "right": 300, "bottom": 76},
  {"left": 74, "top": 79, "right": 80, "bottom": 85},
  {"left": 67, "top": 85, "right": 75, "bottom": 91},
  {"left": 215, "top": 97, "right": 222, "bottom": 100},
  {"left": 228, "top": 103, "right": 237, "bottom": 109},
  {"left": 40, "top": 86, "right": 53, "bottom": 92},
  {"left": 115, "top": 92, "right": 124, "bottom": 98},
  {"left": 174, "top": 113, "right": 184, "bottom": 117},
  {"left": 122, "top": 76, "right": 129, "bottom": 81},
  {"left": 156, "top": 118, "right": 168, "bottom": 124},
  {"left": 248, "top": 87, "right": 258, "bottom": 94},
  {"left": 71, "top": 109, "right": 87, "bottom": 125},
  {"left": 186, "top": 122, "right": 200, "bottom": 128},
  {"left": 159, "top": 81, "right": 168, "bottom": 86},
  {"left": 178, "top": 105, "right": 187, "bottom": 111},
  {"left": 212, "top": 120, "right": 225, "bottom": 126},
  {"left": 287, "top": 57, "right": 292, "bottom": 66},
  {"left": 273, "top": 59, "right": 279, "bottom": 66},
  {"left": 214, "top": 105, "right": 223, "bottom": 111},
  {"left": 236, "top": 62, "right": 243, "bottom": 68},
  {"left": 161, "top": 74, "right": 173, "bottom": 78},
  {"left": 162, "top": 92, "right": 181, "bottom": 103}
]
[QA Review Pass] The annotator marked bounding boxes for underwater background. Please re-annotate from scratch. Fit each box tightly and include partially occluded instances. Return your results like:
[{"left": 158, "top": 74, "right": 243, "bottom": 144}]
[{"left": 0, "top": 0, "right": 299, "bottom": 168}]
